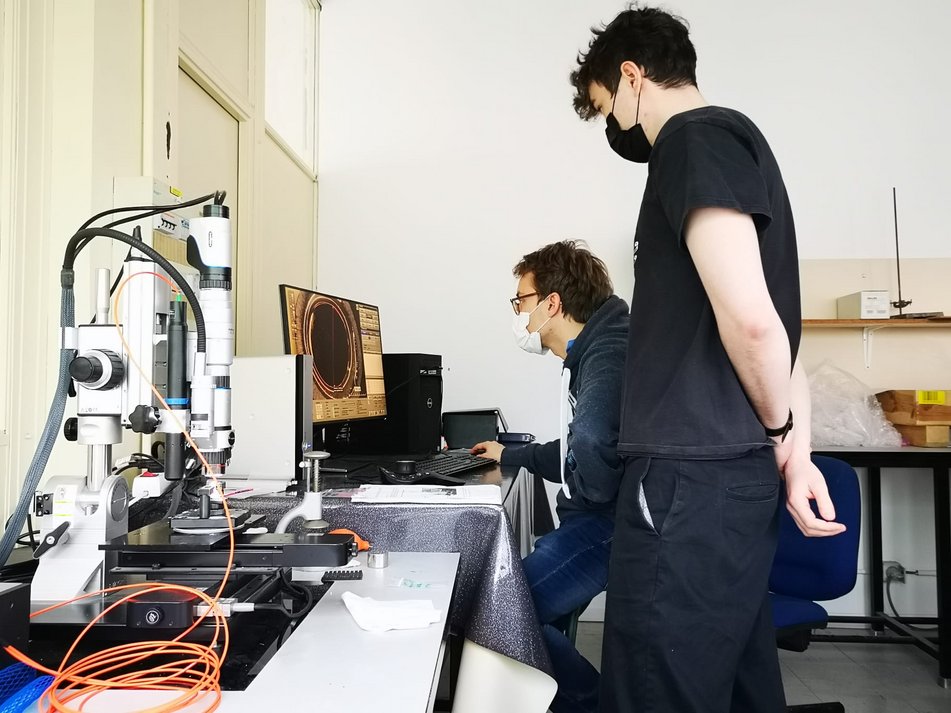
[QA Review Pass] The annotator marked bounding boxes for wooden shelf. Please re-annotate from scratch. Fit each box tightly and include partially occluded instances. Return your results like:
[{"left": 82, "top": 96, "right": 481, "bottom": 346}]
[
  {"left": 802, "top": 318, "right": 951, "bottom": 367},
  {"left": 803, "top": 319, "right": 951, "bottom": 328}
]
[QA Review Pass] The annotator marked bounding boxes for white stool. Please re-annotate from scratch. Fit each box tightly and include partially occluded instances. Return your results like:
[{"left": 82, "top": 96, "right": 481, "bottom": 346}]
[{"left": 451, "top": 639, "right": 556, "bottom": 713}]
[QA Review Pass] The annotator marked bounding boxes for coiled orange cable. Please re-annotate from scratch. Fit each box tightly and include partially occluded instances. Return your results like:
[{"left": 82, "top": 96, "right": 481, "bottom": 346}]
[{"left": 3, "top": 270, "right": 236, "bottom": 712}]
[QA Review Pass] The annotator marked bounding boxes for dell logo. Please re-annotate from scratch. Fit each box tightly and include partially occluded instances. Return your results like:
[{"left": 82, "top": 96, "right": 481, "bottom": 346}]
[{"left": 426, "top": 398, "right": 433, "bottom": 409}]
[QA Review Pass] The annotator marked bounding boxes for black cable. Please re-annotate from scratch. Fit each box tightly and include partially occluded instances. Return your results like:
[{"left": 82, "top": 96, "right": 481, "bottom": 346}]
[
  {"left": 87, "top": 200, "right": 213, "bottom": 324},
  {"left": 885, "top": 577, "right": 939, "bottom": 630},
  {"left": 76, "top": 191, "right": 222, "bottom": 321},
  {"left": 254, "top": 600, "right": 311, "bottom": 620},
  {"left": 129, "top": 452, "right": 164, "bottom": 467},
  {"left": 63, "top": 227, "right": 207, "bottom": 352},
  {"left": 15, "top": 533, "right": 38, "bottom": 548},
  {"left": 279, "top": 569, "right": 314, "bottom": 603},
  {"left": 25, "top": 514, "right": 37, "bottom": 549},
  {"left": 163, "top": 480, "right": 184, "bottom": 520},
  {"left": 113, "top": 458, "right": 166, "bottom": 477},
  {"left": 259, "top": 570, "right": 316, "bottom": 620},
  {"left": 6, "top": 512, "right": 38, "bottom": 549},
  {"left": 247, "top": 569, "right": 316, "bottom": 620},
  {"left": 75, "top": 191, "right": 215, "bottom": 250},
  {"left": 129, "top": 452, "right": 165, "bottom": 470}
]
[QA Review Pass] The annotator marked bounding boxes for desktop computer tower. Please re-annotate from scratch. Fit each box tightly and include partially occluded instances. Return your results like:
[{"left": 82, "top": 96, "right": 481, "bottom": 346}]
[{"left": 323, "top": 353, "right": 442, "bottom": 455}]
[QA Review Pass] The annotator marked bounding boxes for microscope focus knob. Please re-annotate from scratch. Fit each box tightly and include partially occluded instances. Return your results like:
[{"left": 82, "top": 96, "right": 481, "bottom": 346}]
[
  {"left": 69, "top": 355, "right": 102, "bottom": 383},
  {"left": 129, "top": 405, "right": 160, "bottom": 434},
  {"left": 69, "top": 350, "right": 124, "bottom": 390},
  {"left": 63, "top": 417, "right": 79, "bottom": 442}
]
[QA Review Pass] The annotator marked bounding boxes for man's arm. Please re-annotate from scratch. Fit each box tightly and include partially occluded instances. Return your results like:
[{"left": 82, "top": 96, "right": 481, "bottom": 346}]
[
  {"left": 777, "top": 360, "right": 846, "bottom": 536},
  {"left": 565, "top": 354, "right": 625, "bottom": 504},
  {"left": 684, "top": 206, "right": 791, "bottom": 431},
  {"left": 686, "top": 207, "right": 844, "bottom": 537},
  {"left": 472, "top": 438, "right": 564, "bottom": 483}
]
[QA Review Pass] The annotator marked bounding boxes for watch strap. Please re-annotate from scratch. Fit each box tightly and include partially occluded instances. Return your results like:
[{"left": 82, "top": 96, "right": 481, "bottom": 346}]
[{"left": 764, "top": 409, "right": 794, "bottom": 441}]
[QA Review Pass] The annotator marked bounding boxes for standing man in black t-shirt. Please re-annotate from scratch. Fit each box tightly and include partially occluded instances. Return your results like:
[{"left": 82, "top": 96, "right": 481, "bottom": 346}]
[{"left": 569, "top": 6, "right": 847, "bottom": 713}]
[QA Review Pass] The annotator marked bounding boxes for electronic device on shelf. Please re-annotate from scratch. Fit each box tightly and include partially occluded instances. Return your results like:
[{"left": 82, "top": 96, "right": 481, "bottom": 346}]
[{"left": 498, "top": 431, "right": 535, "bottom": 444}]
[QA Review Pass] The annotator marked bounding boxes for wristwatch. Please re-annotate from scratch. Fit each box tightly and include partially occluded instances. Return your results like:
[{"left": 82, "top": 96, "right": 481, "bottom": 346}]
[{"left": 764, "top": 409, "right": 794, "bottom": 442}]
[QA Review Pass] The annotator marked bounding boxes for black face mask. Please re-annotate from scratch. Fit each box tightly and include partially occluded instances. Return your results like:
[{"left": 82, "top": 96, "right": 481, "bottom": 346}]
[{"left": 605, "top": 82, "right": 652, "bottom": 163}]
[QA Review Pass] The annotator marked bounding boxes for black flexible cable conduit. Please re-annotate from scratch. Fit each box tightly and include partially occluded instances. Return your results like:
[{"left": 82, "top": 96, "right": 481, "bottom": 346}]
[{"left": 62, "top": 227, "right": 207, "bottom": 353}]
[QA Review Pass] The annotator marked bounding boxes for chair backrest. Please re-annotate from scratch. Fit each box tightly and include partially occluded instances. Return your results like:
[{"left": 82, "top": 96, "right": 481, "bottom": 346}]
[{"left": 769, "top": 455, "right": 861, "bottom": 602}]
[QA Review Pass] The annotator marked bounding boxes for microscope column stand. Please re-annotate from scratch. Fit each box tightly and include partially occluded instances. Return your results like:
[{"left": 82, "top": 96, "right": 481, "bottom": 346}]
[
  {"left": 30, "top": 475, "right": 129, "bottom": 601},
  {"left": 275, "top": 451, "right": 330, "bottom": 534},
  {"left": 86, "top": 443, "right": 112, "bottom": 493},
  {"left": 31, "top": 269, "right": 129, "bottom": 603}
]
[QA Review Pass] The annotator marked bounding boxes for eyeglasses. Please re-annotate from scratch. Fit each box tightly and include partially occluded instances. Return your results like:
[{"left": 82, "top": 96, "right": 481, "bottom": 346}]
[{"left": 510, "top": 292, "right": 541, "bottom": 315}]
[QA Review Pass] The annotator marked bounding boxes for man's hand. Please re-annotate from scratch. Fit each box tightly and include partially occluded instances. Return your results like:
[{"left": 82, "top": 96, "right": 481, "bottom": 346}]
[
  {"left": 471, "top": 440, "right": 504, "bottom": 461},
  {"left": 783, "top": 455, "right": 847, "bottom": 537}
]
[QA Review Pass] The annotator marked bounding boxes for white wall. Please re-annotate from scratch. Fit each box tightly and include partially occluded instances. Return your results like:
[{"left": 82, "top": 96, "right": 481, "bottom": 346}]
[
  {"left": 317, "top": 0, "right": 951, "bottom": 438},
  {"left": 317, "top": 0, "right": 951, "bottom": 618},
  {"left": 0, "top": 0, "right": 145, "bottom": 518},
  {"left": 1, "top": 0, "right": 319, "bottom": 529}
]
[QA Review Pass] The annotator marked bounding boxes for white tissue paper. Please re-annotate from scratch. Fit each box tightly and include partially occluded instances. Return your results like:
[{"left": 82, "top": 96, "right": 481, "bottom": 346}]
[{"left": 341, "top": 591, "right": 442, "bottom": 632}]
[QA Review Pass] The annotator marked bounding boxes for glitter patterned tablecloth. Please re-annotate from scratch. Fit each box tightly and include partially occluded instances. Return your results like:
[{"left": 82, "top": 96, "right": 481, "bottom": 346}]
[{"left": 243, "top": 468, "right": 553, "bottom": 676}]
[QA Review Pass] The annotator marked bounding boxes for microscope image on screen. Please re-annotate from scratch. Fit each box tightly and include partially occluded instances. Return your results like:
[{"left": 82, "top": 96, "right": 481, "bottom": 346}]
[
  {"left": 280, "top": 285, "right": 387, "bottom": 424},
  {"left": 299, "top": 292, "right": 366, "bottom": 400}
]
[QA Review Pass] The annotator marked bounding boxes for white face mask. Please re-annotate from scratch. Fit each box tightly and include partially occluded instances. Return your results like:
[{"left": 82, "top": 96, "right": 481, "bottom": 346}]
[{"left": 512, "top": 299, "right": 552, "bottom": 355}]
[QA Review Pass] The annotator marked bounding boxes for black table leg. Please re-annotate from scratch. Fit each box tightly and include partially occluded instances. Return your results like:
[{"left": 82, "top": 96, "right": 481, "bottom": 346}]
[
  {"left": 934, "top": 466, "right": 951, "bottom": 686},
  {"left": 868, "top": 466, "right": 885, "bottom": 631}
]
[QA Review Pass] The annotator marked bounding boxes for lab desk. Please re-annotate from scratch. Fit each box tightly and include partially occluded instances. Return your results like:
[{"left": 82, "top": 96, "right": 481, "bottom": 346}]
[
  {"left": 27, "top": 552, "right": 460, "bottom": 713},
  {"left": 122, "top": 461, "right": 551, "bottom": 678},
  {"left": 245, "top": 463, "right": 553, "bottom": 677},
  {"left": 812, "top": 446, "right": 951, "bottom": 686}
]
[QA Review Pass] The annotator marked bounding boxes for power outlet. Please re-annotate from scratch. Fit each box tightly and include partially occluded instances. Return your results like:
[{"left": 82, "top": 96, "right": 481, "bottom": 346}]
[{"left": 883, "top": 560, "right": 906, "bottom": 583}]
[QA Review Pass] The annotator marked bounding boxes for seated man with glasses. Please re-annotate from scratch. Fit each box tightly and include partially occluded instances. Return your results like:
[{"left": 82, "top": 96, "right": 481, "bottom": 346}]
[{"left": 472, "top": 240, "right": 628, "bottom": 713}]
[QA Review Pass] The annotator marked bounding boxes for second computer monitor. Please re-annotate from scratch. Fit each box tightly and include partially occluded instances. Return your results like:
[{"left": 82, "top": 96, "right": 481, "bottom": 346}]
[{"left": 279, "top": 284, "right": 387, "bottom": 424}]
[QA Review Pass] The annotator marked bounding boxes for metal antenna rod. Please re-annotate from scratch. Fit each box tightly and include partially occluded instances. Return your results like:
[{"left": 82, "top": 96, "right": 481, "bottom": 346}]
[{"left": 891, "top": 186, "right": 912, "bottom": 317}]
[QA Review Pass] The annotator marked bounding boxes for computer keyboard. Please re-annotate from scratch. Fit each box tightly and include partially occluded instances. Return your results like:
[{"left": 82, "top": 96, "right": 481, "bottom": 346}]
[{"left": 414, "top": 452, "right": 497, "bottom": 477}]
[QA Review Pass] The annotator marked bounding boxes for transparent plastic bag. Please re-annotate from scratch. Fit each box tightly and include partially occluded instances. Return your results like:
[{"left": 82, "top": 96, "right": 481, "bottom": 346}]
[{"left": 808, "top": 361, "right": 902, "bottom": 447}]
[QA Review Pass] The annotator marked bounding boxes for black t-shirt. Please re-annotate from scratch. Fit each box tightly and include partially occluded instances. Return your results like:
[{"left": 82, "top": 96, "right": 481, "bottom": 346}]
[{"left": 619, "top": 106, "right": 801, "bottom": 458}]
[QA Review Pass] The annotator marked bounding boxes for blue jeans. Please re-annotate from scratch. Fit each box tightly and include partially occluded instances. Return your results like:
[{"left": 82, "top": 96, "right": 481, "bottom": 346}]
[{"left": 522, "top": 511, "right": 613, "bottom": 713}]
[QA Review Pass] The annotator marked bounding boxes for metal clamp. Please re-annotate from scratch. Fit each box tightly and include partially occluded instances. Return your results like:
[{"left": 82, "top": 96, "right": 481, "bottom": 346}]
[{"left": 300, "top": 450, "right": 331, "bottom": 493}]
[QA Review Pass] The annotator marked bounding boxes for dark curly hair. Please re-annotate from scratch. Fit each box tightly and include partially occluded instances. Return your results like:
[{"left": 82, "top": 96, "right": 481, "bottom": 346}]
[
  {"left": 570, "top": 4, "right": 697, "bottom": 121},
  {"left": 513, "top": 241, "right": 614, "bottom": 323}
]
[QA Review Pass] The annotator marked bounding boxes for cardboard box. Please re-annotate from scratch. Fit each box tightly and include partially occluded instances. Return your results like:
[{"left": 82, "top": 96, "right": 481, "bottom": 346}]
[
  {"left": 836, "top": 290, "right": 890, "bottom": 319},
  {"left": 876, "top": 390, "right": 951, "bottom": 426},
  {"left": 893, "top": 424, "right": 951, "bottom": 448}
]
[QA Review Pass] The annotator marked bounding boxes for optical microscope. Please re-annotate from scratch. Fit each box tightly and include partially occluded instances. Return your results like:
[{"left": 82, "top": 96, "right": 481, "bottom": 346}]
[{"left": 27, "top": 192, "right": 354, "bottom": 611}]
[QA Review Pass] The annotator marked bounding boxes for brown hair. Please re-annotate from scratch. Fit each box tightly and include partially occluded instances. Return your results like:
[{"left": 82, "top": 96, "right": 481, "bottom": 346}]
[
  {"left": 570, "top": 4, "right": 697, "bottom": 121},
  {"left": 513, "top": 240, "right": 614, "bottom": 323}
]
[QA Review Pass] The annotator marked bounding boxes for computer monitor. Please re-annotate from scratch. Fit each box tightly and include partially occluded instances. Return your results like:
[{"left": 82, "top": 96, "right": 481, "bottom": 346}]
[{"left": 279, "top": 284, "right": 387, "bottom": 425}]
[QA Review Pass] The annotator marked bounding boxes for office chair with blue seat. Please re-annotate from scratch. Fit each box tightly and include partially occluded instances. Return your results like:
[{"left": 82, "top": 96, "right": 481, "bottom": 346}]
[{"left": 770, "top": 454, "right": 861, "bottom": 713}]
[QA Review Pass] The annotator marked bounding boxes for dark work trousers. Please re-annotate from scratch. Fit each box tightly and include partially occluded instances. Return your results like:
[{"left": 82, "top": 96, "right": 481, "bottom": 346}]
[{"left": 599, "top": 447, "right": 786, "bottom": 713}]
